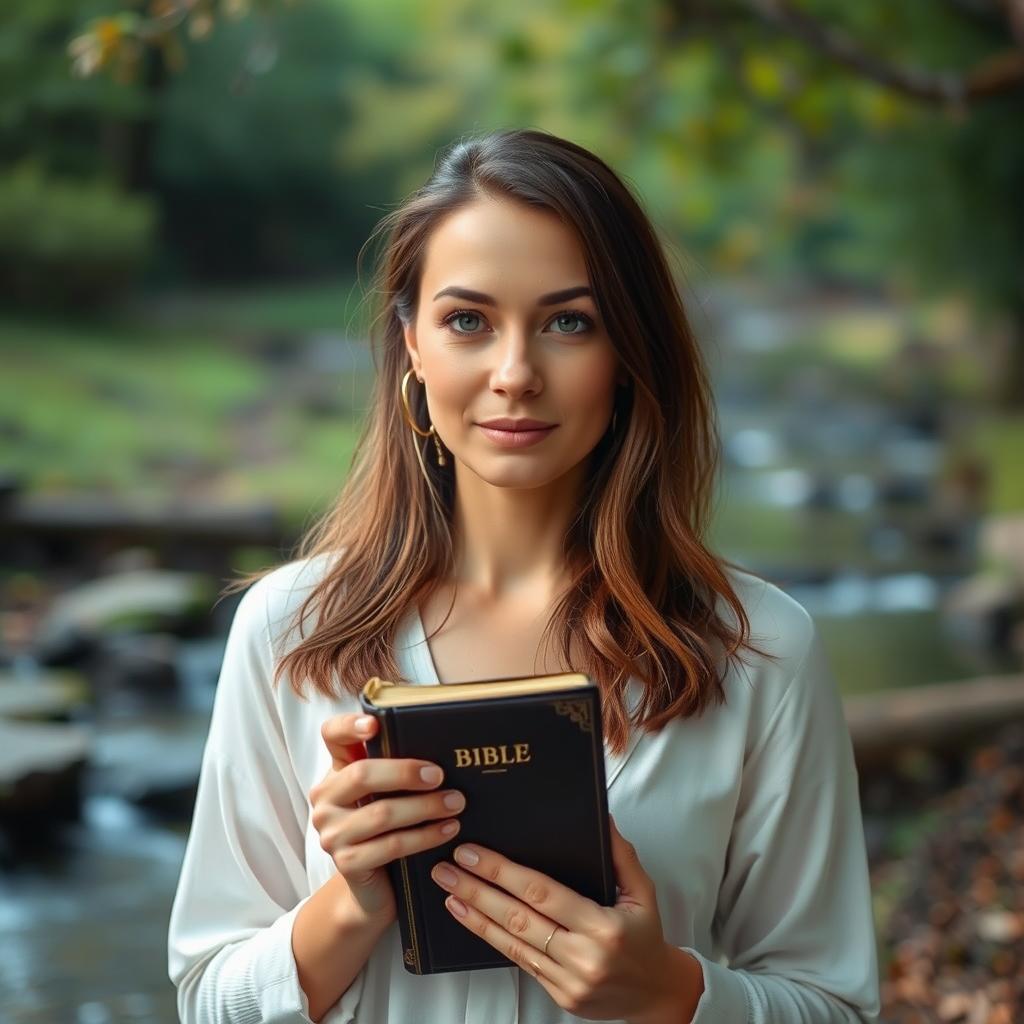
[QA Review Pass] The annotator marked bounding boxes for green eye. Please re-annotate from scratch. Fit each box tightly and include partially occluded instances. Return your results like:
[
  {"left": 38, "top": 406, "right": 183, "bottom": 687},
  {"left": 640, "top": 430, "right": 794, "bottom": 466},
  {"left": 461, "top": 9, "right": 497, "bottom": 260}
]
[
  {"left": 549, "top": 312, "right": 590, "bottom": 334},
  {"left": 439, "top": 308, "right": 594, "bottom": 337},
  {"left": 453, "top": 312, "right": 483, "bottom": 332},
  {"left": 441, "top": 311, "right": 486, "bottom": 334}
]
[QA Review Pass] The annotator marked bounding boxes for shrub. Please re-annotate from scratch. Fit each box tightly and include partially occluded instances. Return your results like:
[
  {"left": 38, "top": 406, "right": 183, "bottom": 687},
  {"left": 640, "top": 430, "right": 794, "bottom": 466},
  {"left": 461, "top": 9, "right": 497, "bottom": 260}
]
[{"left": 0, "top": 162, "right": 156, "bottom": 308}]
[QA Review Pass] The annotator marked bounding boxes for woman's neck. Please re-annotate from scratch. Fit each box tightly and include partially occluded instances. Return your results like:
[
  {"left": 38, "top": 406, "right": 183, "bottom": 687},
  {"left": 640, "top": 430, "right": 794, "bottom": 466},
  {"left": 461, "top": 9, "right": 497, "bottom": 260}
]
[{"left": 448, "top": 459, "right": 585, "bottom": 601}]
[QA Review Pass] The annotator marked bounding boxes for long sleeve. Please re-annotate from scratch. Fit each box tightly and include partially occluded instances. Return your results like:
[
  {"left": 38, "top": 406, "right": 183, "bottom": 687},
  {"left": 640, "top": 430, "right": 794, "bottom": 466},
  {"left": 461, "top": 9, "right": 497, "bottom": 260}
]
[
  {"left": 167, "top": 574, "right": 364, "bottom": 1023},
  {"left": 679, "top": 615, "right": 881, "bottom": 1022}
]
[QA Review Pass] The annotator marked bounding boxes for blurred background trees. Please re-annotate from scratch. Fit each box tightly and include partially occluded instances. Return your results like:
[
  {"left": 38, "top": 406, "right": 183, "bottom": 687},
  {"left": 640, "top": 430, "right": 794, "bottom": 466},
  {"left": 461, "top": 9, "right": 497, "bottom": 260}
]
[{"left": 8, "top": 0, "right": 1023, "bottom": 401}]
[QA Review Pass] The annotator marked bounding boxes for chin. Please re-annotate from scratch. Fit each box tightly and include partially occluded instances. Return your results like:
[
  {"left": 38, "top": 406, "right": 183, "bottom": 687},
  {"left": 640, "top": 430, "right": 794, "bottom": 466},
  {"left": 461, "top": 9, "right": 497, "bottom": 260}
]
[{"left": 462, "top": 458, "right": 567, "bottom": 490}]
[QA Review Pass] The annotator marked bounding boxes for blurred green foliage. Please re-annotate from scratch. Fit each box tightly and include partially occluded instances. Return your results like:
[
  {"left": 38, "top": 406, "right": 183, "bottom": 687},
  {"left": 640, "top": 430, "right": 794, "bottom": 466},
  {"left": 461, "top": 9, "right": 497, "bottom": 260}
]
[
  {"left": 1, "top": 304, "right": 366, "bottom": 533},
  {"left": 150, "top": 0, "right": 395, "bottom": 279},
  {"left": 0, "top": 0, "right": 150, "bottom": 174},
  {"left": 0, "top": 0, "right": 411, "bottom": 289},
  {"left": 3, "top": 0, "right": 1022, "bottom": 364},
  {"left": 971, "top": 414, "right": 1024, "bottom": 514},
  {"left": 815, "top": 611, "right": 983, "bottom": 694},
  {"left": 0, "top": 162, "right": 155, "bottom": 306},
  {"left": 144, "top": 276, "right": 370, "bottom": 335},
  {"left": 2, "top": 0, "right": 1022, "bottom": 545}
]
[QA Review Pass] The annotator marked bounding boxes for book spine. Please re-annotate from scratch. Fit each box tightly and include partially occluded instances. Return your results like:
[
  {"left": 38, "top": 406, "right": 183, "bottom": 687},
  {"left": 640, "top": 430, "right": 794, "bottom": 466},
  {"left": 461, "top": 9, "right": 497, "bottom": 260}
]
[
  {"left": 357, "top": 698, "right": 430, "bottom": 974},
  {"left": 587, "top": 689, "right": 617, "bottom": 907}
]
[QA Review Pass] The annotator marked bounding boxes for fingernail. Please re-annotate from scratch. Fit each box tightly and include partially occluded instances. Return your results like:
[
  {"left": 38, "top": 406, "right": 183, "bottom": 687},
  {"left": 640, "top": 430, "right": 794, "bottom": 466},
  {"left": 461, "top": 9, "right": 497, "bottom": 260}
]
[
  {"left": 447, "top": 896, "right": 468, "bottom": 917},
  {"left": 432, "top": 864, "right": 458, "bottom": 887},
  {"left": 420, "top": 765, "right": 443, "bottom": 785},
  {"left": 454, "top": 845, "right": 479, "bottom": 866},
  {"left": 355, "top": 716, "right": 374, "bottom": 734},
  {"left": 442, "top": 791, "right": 464, "bottom": 811}
]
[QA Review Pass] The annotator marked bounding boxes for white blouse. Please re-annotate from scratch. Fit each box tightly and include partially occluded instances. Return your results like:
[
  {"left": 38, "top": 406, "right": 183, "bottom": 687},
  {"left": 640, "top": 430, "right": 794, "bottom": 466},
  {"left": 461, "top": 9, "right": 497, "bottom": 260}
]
[{"left": 167, "top": 553, "right": 881, "bottom": 1023}]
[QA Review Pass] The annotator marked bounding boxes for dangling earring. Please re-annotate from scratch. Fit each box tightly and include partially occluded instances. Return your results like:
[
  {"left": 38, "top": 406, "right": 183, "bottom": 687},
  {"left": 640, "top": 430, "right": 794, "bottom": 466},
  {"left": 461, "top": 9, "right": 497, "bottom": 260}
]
[
  {"left": 400, "top": 369, "right": 446, "bottom": 466},
  {"left": 611, "top": 408, "right": 618, "bottom": 433}
]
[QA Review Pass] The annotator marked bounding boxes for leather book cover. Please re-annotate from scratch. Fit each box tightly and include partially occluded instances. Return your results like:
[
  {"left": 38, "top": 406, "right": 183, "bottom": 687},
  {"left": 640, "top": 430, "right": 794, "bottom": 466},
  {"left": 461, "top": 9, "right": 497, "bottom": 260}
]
[{"left": 358, "top": 672, "right": 615, "bottom": 975}]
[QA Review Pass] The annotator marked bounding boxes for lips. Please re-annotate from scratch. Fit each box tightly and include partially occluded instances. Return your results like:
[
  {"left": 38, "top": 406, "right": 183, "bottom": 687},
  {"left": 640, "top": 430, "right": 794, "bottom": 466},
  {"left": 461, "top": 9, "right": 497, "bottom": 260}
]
[
  {"left": 477, "top": 418, "right": 556, "bottom": 431},
  {"left": 476, "top": 422, "right": 557, "bottom": 448}
]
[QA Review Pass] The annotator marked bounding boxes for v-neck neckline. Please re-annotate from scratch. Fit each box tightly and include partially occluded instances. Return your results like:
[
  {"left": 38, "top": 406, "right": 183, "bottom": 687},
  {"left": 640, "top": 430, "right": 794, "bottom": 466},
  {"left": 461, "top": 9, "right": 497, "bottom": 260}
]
[
  {"left": 409, "top": 603, "right": 442, "bottom": 684},
  {"left": 400, "top": 603, "right": 644, "bottom": 791}
]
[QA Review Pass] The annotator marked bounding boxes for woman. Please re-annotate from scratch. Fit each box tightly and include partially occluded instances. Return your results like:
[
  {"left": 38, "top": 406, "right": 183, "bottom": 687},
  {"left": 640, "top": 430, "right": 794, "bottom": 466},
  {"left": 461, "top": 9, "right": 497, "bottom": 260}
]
[{"left": 167, "top": 128, "right": 880, "bottom": 1023}]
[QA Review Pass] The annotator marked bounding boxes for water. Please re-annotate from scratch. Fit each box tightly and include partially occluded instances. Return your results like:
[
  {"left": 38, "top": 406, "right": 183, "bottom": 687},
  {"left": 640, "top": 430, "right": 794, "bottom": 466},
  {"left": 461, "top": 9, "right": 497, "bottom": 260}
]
[
  {"left": 0, "top": 640, "right": 220, "bottom": 1023},
  {"left": 709, "top": 314, "right": 994, "bottom": 694},
  {"left": 0, "top": 794, "right": 187, "bottom": 1023}
]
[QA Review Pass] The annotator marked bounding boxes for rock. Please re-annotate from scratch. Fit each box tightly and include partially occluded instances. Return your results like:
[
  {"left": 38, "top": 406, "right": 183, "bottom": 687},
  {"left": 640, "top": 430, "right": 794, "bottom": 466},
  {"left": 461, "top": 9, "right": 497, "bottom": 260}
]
[
  {"left": 0, "top": 719, "right": 91, "bottom": 825},
  {"left": 876, "top": 472, "right": 932, "bottom": 507},
  {"left": 33, "top": 569, "right": 211, "bottom": 662},
  {"left": 982, "top": 515, "right": 1024, "bottom": 582},
  {"left": 942, "top": 575, "right": 1023, "bottom": 658},
  {"left": 89, "top": 718, "right": 208, "bottom": 818},
  {"left": 0, "top": 669, "right": 88, "bottom": 721},
  {"left": 976, "top": 911, "right": 1024, "bottom": 944},
  {"left": 90, "top": 632, "right": 182, "bottom": 711},
  {"left": 937, "top": 992, "right": 972, "bottom": 1021}
]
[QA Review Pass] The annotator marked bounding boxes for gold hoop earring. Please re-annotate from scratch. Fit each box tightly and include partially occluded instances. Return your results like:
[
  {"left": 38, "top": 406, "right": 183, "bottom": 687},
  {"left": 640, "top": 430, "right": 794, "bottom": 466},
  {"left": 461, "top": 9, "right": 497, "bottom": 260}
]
[{"left": 400, "top": 369, "right": 446, "bottom": 466}]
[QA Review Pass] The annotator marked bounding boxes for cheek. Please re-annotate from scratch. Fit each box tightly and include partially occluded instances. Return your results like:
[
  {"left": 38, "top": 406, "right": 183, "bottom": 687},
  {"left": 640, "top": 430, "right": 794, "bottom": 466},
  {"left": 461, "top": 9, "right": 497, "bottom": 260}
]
[
  {"left": 421, "top": 361, "right": 474, "bottom": 416},
  {"left": 562, "top": 353, "right": 619, "bottom": 410}
]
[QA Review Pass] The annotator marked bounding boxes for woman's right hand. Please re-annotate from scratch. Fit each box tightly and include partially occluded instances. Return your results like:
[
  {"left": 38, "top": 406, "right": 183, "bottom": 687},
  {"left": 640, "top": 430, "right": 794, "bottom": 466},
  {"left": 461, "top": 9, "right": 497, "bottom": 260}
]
[{"left": 309, "top": 712, "right": 466, "bottom": 923}]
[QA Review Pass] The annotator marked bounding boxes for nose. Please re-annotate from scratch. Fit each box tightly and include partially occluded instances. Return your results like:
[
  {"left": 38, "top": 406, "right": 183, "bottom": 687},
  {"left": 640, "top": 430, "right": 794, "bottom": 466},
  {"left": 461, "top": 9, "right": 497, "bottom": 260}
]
[{"left": 488, "top": 329, "right": 542, "bottom": 399}]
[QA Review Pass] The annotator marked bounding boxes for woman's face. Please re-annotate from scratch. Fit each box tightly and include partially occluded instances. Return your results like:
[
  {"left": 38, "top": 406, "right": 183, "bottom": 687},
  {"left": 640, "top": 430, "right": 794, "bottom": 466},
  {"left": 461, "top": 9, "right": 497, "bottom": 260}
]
[{"left": 402, "top": 195, "right": 624, "bottom": 491}]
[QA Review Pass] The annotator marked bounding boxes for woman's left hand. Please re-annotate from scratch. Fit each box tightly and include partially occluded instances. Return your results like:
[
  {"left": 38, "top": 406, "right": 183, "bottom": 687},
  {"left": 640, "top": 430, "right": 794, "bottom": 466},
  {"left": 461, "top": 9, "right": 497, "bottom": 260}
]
[{"left": 429, "top": 814, "right": 696, "bottom": 1024}]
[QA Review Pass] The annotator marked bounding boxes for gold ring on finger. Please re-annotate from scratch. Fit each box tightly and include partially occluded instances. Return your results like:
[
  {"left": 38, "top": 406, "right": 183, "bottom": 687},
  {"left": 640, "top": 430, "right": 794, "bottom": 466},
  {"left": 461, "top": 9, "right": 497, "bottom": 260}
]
[{"left": 542, "top": 925, "right": 559, "bottom": 956}]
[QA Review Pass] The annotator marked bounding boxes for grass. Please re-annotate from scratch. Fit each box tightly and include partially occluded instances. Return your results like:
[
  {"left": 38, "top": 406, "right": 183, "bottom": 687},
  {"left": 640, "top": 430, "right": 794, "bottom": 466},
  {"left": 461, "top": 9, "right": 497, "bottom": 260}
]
[
  {"left": 708, "top": 493, "right": 866, "bottom": 570},
  {"left": 0, "top": 311, "right": 365, "bottom": 517},
  {"left": 815, "top": 611, "right": 983, "bottom": 695},
  {"left": 970, "top": 413, "right": 1024, "bottom": 514}
]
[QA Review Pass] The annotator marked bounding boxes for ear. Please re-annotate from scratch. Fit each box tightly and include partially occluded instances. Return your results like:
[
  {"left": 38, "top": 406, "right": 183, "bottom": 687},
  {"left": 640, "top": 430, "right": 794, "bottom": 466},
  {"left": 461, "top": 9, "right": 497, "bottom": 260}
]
[{"left": 402, "top": 320, "right": 423, "bottom": 381}]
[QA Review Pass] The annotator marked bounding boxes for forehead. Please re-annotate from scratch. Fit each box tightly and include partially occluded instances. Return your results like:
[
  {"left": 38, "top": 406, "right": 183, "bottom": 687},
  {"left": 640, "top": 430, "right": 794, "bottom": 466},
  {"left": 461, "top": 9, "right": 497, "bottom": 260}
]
[{"left": 419, "top": 197, "right": 589, "bottom": 298}]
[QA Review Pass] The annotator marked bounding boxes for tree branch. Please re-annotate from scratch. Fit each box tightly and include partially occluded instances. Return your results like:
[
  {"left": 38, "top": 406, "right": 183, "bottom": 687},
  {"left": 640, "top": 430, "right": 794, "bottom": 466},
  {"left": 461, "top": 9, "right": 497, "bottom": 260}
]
[{"left": 743, "top": 0, "right": 1024, "bottom": 105}]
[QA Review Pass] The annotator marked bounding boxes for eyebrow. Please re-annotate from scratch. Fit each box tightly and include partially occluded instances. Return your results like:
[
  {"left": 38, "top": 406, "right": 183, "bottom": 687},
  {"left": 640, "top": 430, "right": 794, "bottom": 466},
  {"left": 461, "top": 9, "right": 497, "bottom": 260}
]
[{"left": 431, "top": 285, "right": 593, "bottom": 306}]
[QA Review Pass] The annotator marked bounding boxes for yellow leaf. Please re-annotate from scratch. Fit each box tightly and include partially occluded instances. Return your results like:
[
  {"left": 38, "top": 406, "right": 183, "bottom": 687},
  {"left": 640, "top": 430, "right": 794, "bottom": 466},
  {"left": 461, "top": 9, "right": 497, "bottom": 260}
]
[{"left": 95, "top": 18, "right": 122, "bottom": 54}]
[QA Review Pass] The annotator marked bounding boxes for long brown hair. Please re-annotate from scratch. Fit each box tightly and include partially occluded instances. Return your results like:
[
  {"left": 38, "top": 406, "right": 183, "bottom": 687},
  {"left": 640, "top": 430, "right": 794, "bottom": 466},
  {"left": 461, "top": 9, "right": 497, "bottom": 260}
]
[{"left": 224, "top": 127, "right": 775, "bottom": 755}]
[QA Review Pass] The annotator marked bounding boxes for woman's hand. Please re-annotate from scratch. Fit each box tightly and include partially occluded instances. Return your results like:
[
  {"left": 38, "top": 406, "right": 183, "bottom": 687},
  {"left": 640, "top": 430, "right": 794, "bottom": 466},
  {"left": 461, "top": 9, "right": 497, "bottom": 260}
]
[
  {"left": 428, "top": 814, "right": 701, "bottom": 1023},
  {"left": 310, "top": 712, "right": 467, "bottom": 924}
]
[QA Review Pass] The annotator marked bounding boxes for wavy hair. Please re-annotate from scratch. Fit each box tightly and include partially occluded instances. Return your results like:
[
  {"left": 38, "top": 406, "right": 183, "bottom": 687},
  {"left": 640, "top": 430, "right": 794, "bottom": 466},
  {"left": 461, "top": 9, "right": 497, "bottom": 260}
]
[{"left": 224, "top": 127, "right": 775, "bottom": 756}]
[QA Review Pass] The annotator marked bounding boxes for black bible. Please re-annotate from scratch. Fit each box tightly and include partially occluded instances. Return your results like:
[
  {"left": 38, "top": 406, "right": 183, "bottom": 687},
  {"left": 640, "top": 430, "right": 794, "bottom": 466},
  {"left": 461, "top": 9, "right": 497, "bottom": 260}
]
[{"left": 357, "top": 672, "right": 615, "bottom": 975}]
